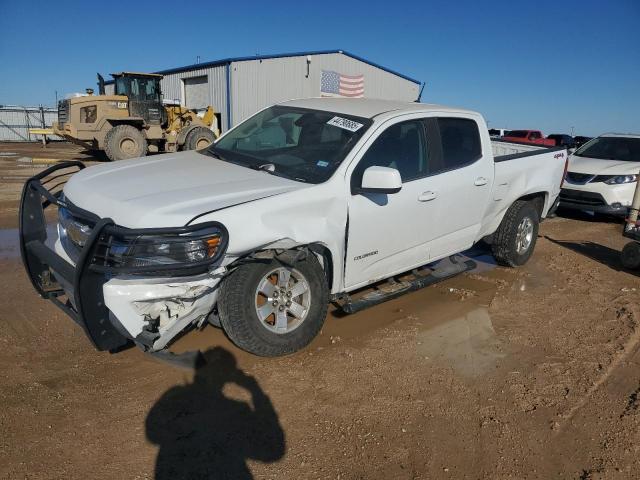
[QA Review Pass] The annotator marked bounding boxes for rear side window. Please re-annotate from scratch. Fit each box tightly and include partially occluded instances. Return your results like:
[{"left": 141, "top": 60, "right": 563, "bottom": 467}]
[
  {"left": 433, "top": 118, "right": 482, "bottom": 172},
  {"left": 506, "top": 130, "right": 527, "bottom": 138}
]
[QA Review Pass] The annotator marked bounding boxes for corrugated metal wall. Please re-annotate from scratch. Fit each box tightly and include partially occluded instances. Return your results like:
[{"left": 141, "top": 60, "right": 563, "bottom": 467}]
[
  {"left": 229, "top": 52, "right": 420, "bottom": 127},
  {"left": 159, "top": 65, "right": 228, "bottom": 129},
  {"left": 99, "top": 53, "right": 419, "bottom": 133},
  {"left": 0, "top": 107, "right": 59, "bottom": 141}
]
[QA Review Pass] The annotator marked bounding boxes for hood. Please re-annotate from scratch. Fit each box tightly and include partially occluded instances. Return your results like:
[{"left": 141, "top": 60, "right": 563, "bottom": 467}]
[
  {"left": 64, "top": 151, "right": 306, "bottom": 227},
  {"left": 567, "top": 155, "right": 640, "bottom": 176}
]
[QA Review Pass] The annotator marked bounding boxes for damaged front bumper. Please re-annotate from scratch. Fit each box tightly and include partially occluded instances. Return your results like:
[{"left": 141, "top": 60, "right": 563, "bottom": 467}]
[
  {"left": 19, "top": 161, "right": 228, "bottom": 352},
  {"left": 102, "top": 271, "right": 224, "bottom": 351}
]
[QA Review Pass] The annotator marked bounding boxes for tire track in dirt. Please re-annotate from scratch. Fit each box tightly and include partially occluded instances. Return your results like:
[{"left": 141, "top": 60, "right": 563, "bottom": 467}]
[{"left": 556, "top": 305, "right": 640, "bottom": 431}]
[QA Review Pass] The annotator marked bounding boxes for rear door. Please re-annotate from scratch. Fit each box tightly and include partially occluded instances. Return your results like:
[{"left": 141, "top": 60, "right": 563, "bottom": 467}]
[{"left": 418, "top": 116, "right": 494, "bottom": 259}]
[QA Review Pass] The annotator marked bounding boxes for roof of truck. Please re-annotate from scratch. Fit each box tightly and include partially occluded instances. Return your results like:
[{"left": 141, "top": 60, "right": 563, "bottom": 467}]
[{"left": 281, "top": 98, "right": 477, "bottom": 119}]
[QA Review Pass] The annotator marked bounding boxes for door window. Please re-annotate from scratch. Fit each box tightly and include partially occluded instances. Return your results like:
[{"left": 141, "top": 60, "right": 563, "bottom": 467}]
[
  {"left": 427, "top": 117, "right": 482, "bottom": 174},
  {"left": 352, "top": 120, "right": 427, "bottom": 190}
]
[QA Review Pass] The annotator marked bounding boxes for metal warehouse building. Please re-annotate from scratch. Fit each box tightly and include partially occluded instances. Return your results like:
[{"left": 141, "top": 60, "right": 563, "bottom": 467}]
[{"left": 105, "top": 49, "right": 421, "bottom": 132}]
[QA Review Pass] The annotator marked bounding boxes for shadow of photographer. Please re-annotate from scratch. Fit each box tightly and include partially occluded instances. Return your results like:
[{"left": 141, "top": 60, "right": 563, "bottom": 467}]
[{"left": 146, "top": 347, "right": 285, "bottom": 479}]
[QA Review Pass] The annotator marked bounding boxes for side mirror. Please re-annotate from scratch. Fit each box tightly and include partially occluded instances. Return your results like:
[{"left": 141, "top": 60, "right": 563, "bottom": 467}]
[{"left": 359, "top": 166, "right": 402, "bottom": 194}]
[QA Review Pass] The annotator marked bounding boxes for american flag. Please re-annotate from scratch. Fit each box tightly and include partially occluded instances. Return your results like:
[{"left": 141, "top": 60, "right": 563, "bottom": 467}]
[{"left": 320, "top": 70, "right": 364, "bottom": 98}]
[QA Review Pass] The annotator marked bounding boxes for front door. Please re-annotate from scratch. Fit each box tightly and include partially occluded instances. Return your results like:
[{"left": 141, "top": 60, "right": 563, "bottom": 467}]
[{"left": 344, "top": 118, "right": 437, "bottom": 290}]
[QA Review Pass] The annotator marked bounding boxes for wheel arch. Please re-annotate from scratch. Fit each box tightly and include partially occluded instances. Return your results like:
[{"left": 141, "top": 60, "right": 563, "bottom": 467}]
[
  {"left": 229, "top": 241, "right": 337, "bottom": 293},
  {"left": 483, "top": 190, "right": 548, "bottom": 244},
  {"left": 517, "top": 191, "right": 548, "bottom": 219}
]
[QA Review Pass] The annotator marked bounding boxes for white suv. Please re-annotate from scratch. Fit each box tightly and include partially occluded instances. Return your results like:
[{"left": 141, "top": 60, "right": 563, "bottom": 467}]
[{"left": 559, "top": 134, "right": 640, "bottom": 216}]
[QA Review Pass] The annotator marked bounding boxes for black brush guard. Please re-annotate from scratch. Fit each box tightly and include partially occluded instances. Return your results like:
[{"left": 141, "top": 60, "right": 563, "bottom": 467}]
[{"left": 19, "top": 161, "right": 228, "bottom": 352}]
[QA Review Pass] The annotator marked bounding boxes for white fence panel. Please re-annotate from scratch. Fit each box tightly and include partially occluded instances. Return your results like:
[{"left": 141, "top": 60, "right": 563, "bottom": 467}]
[{"left": 0, "top": 106, "right": 60, "bottom": 141}]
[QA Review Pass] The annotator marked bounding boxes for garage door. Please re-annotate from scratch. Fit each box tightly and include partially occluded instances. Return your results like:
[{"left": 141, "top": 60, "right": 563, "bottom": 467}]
[{"left": 183, "top": 76, "right": 209, "bottom": 110}]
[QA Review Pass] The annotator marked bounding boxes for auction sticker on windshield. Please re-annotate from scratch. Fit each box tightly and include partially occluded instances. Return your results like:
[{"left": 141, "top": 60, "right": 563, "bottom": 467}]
[{"left": 326, "top": 116, "right": 364, "bottom": 132}]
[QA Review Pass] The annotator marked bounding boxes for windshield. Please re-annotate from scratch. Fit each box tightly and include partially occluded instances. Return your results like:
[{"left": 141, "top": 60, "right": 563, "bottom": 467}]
[
  {"left": 573, "top": 137, "right": 640, "bottom": 162},
  {"left": 206, "top": 106, "right": 371, "bottom": 183},
  {"left": 115, "top": 76, "right": 160, "bottom": 102}
]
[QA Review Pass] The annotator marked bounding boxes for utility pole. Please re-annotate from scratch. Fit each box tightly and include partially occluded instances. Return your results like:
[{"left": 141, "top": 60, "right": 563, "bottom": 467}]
[{"left": 571, "top": 126, "right": 575, "bottom": 136}]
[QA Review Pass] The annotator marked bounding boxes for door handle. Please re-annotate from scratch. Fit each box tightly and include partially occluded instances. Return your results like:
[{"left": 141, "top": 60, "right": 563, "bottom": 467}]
[
  {"left": 474, "top": 177, "right": 488, "bottom": 186},
  {"left": 418, "top": 191, "right": 437, "bottom": 202}
]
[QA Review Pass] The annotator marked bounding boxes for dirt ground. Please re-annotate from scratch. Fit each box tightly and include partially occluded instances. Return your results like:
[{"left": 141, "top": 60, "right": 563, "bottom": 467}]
[{"left": 1, "top": 142, "right": 639, "bottom": 479}]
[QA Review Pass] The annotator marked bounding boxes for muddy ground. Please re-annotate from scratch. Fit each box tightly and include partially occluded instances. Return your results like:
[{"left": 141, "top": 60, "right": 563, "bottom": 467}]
[{"left": 1, "top": 142, "right": 639, "bottom": 479}]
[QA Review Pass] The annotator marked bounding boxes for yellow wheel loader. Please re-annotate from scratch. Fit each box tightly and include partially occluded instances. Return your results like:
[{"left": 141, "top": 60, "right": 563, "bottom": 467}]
[{"left": 52, "top": 72, "right": 220, "bottom": 161}]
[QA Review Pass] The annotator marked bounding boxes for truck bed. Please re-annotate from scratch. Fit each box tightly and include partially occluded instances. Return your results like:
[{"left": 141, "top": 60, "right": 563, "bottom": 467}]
[
  {"left": 491, "top": 139, "right": 565, "bottom": 160},
  {"left": 476, "top": 140, "right": 568, "bottom": 240}
]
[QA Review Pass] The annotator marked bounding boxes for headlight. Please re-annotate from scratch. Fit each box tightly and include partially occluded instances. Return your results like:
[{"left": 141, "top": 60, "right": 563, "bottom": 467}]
[
  {"left": 604, "top": 175, "right": 637, "bottom": 185},
  {"left": 58, "top": 207, "right": 92, "bottom": 247},
  {"left": 104, "top": 224, "right": 226, "bottom": 270}
]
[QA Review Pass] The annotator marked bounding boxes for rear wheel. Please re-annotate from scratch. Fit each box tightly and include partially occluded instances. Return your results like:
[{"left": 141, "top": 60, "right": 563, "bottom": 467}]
[
  {"left": 104, "top": 125, "right": 147, "bottom": 161},
  {"left": 218, "top": 252, "right": 329, "bottom": 356},
  {"left": 185, "top": 127, "right": 215, "bottom": 150},
  {"left": 491, "top": 200, "right": 540, "bottom": 267},
  {"left": 621, "top": 241, "right": 640, "bottom": 270}
]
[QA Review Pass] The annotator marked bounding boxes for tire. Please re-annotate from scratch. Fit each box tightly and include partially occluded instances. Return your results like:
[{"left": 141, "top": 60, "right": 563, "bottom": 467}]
[
  {"left": 491, "top": 200, "right": 540, "bottom": 267},
  {"left": 184, "top": 127, "right": 215, "bottom": 151},
  {"left": 217, "top": 252, "right": 329, "bottom": 356},
  {"left": 621, "top": 242, "right": 640, "bottom": 270},
  {"left": 104, "top": 125, "right": 147, "bottom": 161}
]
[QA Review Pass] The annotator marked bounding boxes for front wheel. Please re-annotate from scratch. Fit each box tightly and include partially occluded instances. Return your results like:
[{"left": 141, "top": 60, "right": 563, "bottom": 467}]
[
  {"left": 184, "top": 127, "right": 215, "bottom": 151},
  {"left": 217, "top": 252, "right": 329, "bottom": 356},
  {"left": 104, "top": 125, "right": 147, "bottom": 161},
  {"left": 491, "top": 200, "right": 540, "bottom": 267}
]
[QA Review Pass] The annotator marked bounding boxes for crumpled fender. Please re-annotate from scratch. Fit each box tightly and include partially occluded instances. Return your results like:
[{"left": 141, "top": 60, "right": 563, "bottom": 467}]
[{"left": 196, "top": 183, "right": 348, "bottom": 293}]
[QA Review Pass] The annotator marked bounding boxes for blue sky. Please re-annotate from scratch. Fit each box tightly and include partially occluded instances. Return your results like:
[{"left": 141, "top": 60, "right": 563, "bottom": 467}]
[{"left": 0, "top": 0, "right": 638, "bottom": 136}]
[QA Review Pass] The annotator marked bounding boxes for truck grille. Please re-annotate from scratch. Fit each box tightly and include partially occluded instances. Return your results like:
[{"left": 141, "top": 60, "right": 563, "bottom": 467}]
[
  {"left": 57, "top": 99, "right": 70, "bottom": 127},
  {"left": 565, "top": 172, "right": 594, "bottom": 184}
]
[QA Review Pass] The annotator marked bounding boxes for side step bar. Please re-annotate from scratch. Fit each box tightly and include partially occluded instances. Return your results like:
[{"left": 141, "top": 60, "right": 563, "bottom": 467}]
[{"left": 340, "top": 256, "right": 477, "bottom": 314}]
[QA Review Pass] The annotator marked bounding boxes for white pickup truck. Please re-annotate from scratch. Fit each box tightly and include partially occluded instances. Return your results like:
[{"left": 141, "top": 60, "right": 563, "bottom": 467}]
[{"left": 19, "top": 98, "right": 568, "bottom": 357}]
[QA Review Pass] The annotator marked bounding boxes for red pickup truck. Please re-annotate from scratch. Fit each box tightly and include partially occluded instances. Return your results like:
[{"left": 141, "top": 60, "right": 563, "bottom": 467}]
[{"left": 502, "top": 130, "right": 556, "bottom": 146}]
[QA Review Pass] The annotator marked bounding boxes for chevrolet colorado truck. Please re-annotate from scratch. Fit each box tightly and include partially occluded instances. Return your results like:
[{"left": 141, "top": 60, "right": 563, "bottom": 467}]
[{"left": 19, "top": 98, "right": 568, "bottom": 357}]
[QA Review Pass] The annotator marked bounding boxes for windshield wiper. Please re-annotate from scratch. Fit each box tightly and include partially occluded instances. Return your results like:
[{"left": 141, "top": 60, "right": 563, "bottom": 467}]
[
  {"left": 204, "top": 148, "right": 224, "bottom": 160},
  {"left": 252, "top": 163, "right": 276, "bottom": 172},
  {"left": 249, "top": 163, "right": 309, "bottom": 183}
]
